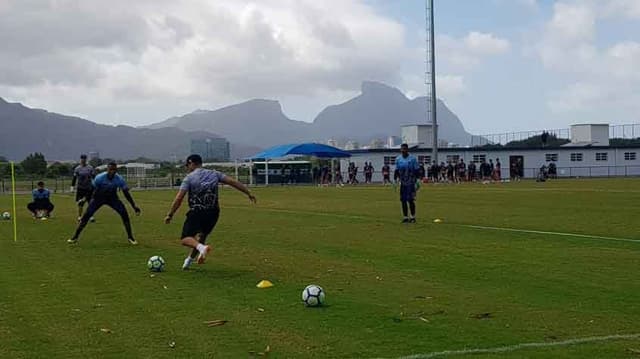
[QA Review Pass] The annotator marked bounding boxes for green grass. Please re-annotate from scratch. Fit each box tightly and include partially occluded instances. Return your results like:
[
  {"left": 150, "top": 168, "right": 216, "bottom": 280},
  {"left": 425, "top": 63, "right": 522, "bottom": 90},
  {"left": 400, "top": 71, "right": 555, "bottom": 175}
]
[{"left": 1, "top": 179, "right": 640, "bottom": 358}]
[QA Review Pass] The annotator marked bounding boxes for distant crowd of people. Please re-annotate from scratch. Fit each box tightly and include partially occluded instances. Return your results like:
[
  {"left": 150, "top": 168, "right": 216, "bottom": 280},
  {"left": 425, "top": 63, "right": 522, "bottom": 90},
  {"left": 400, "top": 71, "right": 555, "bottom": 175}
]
[
  {"left": 304, "top": 157, "right": 509, "bottom": 186},
  {"left": 275, "top": 156, "right": 565, "bottom": 186},
  {"left": 425, "top": 158, "right": 502, "bottom": 183}
]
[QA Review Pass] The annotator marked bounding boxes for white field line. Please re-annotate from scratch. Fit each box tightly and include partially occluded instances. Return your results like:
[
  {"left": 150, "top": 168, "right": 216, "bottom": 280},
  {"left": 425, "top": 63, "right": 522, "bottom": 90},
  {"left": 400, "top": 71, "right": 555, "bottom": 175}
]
[
  {"left": 226, "top": 206, "right": 640, "bottom": 244},
  {"left": 425, "top": 186, "right": 640, "bottom": 194},
  {"left": 378, "top": 333, "right": 640, "bottom": 359},
  {"left": 463, "top": 225, "right": 640, "bottom": 244},
  {"left": 225, "top": 205, "right": 372, "bottom": 221}
]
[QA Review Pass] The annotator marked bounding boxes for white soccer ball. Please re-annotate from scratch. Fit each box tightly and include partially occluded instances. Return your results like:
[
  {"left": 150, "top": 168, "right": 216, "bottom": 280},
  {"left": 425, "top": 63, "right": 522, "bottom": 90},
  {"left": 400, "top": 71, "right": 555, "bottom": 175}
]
[
  {"left": 147, "top": 255, "right": 166, "bottom": 272},
  {"left": 301, "top": 284, "right": 325, "bottom": 307},
  {"left": 2, "top": 212, "right": 10, "bottom": 220}
]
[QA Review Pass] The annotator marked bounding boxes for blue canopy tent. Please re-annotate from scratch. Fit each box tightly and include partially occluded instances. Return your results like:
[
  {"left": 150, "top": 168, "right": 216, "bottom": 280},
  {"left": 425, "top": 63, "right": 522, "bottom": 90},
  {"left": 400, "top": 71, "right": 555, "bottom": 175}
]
[{"left": 247, "top": 143, "right": 351, "bottom": 185}]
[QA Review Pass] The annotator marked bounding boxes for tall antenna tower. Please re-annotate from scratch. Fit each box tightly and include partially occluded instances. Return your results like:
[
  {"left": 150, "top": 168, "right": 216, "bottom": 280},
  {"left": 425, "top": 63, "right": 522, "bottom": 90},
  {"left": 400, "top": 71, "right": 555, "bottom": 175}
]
[{"left": 425, "top": 0, "right": 438, "bottom": 163}]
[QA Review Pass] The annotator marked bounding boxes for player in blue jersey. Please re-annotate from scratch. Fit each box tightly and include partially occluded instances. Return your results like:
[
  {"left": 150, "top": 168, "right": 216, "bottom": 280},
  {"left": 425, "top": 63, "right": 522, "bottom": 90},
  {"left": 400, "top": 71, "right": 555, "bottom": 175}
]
[
  {"left": 67, "top": 162, "right": 141, "bottom": 244},
  {"left": 164, "top": 154, "right": 256, "bottom": 270},
  {"left": 395, "top": 143, "right": 420, "bottom": 223},
  {"left": 27, "top": 181, "right": 55, "bottom": 218}
]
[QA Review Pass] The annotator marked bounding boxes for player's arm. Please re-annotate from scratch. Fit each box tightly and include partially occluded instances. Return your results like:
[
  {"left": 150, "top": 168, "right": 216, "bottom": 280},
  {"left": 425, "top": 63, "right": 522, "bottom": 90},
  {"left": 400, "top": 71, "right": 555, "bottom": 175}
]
[
  {"left": 164, "top": 189, "right": 187, "bottom": 224},
  {"left": 220, "top": 176, "right": 256, "bottom": 203},
  {"left": 70, "top": 168, "right": 77, "bottom": 191},
  {"left": 122, "top": 189, "right": 141, "bottom": 214}
]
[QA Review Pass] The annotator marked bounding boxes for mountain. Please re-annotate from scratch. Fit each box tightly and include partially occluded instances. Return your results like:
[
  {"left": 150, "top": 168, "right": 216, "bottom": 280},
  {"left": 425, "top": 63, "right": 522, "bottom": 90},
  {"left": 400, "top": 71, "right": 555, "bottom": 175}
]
[
  {"left": 149, "top": 81, "right": 473, "bottom": 148},
  {"left": 0, "top": 81, "right": 474, "bottom": 162},
  {"left": 0, "top": 98, "right": 222, "bottom": 161},
  {"left": 148, "top": 99, "right": 312, "bottom": 148},
  {"left": 313, "top": 81, "right": 472, "bottom": 145}
]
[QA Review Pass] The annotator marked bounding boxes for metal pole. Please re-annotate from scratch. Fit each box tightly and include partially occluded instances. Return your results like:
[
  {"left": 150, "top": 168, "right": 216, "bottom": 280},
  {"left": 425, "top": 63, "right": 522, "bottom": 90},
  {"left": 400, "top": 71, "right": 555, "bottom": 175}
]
[
  {"left": 265, "top": 160, "right": 269, "bottom": 186},
  {"left": 427, "top": 0, "right": 438, "bottom": 163},
  {"left": 249, "top": 160, "right": 253, "bottom": 186}
]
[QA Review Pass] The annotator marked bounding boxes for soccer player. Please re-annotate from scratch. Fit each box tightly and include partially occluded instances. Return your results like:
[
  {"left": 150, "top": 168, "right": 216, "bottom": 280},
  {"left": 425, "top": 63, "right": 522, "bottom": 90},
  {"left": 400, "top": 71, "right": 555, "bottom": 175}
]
[
  {"left": 382, "top": 164, "right": 391, "bottom": 185},
  {"left": 27, "top": 181, "right": 54, "bottom": 218},
  {"left": 71, "top": 154, "right": 96, "bottom": 222},
  {"left": 164, "top": 154, "right": 256, "bottom": 270},
  {"left": 67, "top": 162, "right": 141, "bottom": 244},
  {"left": 395, "top": 143, "right": 420, "bottom": 223}
]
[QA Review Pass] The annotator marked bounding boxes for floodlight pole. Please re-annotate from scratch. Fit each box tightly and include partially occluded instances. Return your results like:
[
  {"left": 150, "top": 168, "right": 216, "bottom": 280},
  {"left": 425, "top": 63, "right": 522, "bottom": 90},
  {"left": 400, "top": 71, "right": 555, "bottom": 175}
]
[{"left": 426, "top": 0, "right": 438, "bottom": 163}]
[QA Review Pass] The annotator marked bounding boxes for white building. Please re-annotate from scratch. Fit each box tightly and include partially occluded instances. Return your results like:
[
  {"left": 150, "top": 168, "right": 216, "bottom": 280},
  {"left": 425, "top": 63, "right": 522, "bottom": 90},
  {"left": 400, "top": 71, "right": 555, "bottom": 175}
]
[
  {"left": 401, "top": 124, "right": 436, "bottom": 147},
  {"left": 344, "top": 124, "right": 640, "bottom": 180}
]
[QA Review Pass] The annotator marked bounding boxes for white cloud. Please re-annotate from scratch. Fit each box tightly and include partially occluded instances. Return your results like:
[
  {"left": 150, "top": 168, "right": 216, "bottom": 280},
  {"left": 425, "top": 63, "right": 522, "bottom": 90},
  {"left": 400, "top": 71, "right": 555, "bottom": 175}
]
[
  {"left": 538, "top": 1, "right": 640, "bottom": 116},
  {"left": 437, "top": 31, "right": 510, "bottom": 71},
  {"left": 0, "top": 0, "right": 407, "bottom": 124},
  {"left": 435, "top": 75, "right": 467, "bottom": 97},
  {"left": 602, "top": 0, "right": 640, "bottom": 19},
  {"left": 464, "top": 32, "right": 511, "bottom": 56}
]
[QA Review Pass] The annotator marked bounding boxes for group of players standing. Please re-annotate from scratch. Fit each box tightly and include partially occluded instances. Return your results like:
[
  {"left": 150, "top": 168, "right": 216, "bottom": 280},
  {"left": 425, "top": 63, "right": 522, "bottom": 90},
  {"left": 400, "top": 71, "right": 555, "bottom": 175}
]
[{"left": 427, "top": 158, "right": 502, "bottom": 183}]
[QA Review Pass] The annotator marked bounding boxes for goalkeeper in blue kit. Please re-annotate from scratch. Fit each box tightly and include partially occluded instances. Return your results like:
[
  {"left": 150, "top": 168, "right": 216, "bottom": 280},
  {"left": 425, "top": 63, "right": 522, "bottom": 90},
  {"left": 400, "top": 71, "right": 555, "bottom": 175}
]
[{"left": 395, "top": 143, "right": 420, "bottom": 223}]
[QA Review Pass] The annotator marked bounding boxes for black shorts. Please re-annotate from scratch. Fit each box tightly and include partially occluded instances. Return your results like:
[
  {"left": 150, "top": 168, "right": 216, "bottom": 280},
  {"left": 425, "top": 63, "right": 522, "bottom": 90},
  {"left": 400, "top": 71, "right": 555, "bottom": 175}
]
[
  {"left": 76, "top": 188, "right": 94, "bottom": 202},
  {"left": 181, "top": 208, "right": 220, "bottom": 241}
]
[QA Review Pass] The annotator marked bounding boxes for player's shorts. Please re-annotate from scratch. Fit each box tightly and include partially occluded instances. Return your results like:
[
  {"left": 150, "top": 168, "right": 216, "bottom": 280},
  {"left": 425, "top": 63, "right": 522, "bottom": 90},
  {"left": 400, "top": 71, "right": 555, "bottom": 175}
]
[
  {"left": 181, "top": 207, "right": 220, "bottom": 241},
  {"left": 82, "top": 198, "right": 128, "bottom": 222},
  {"left": 400, "top": 184, "right": 416, "bottom": 202},
  {"left": 76, "top": 188, "right": 94, "bottom": 203}
]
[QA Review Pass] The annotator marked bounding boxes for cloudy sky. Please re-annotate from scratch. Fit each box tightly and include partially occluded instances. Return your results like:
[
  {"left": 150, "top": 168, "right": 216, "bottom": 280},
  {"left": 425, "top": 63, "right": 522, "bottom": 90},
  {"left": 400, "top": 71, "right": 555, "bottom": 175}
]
[{"left": 0, "top": 0, "right": 638, "bottom": 134}]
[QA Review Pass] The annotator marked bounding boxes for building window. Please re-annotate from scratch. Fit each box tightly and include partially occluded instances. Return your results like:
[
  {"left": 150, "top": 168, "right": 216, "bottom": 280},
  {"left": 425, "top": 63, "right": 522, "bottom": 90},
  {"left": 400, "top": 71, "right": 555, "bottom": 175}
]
[
  {"left": 570, "top": 153, "right": 583, "bottom": 162},
  {"left": 472, "top": 154, "right": 486, "bottom": 163},
  {"left": 545, "top": 153, "right": 558, "bottom": 162},
  {"left": 384, "top": 156, "right": 396, "bottom": 165},
  {"left": 595, "top": 152, "right": 608, "bottom": 161},
  {"left": 446, "top": 155, "right": 460, "bottom": 163},
  {"left": 418, "top": 155, "right": 431, "bottom": 165},
  {"left": 624, "top": 152, "right": 637, "bottom": 161}
]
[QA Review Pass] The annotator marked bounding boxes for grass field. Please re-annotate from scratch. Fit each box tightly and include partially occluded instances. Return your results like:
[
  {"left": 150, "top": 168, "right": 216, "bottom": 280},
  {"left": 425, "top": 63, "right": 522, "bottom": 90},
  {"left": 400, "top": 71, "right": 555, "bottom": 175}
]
[{"left": 1, "top": 179, "right": 640, "bottom": 358}]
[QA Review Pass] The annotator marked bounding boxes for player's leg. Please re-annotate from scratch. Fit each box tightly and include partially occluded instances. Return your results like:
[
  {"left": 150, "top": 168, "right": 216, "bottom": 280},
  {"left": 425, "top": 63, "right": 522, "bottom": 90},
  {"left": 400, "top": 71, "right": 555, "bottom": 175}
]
[
  {"left": 409, "top": 201, "right": 416, "bottom": 222},
  {"left": 27, "top": 202, "right": 37, "bottom": 217},
  {"left": 45, "top": 201, "right": 54, "bottom": 217},
  {"left": 75, "top": 190, "right": 85, "bottom": 219},
  {"left": 69, "top": 200, "right": 102, "bottom": 243},
  {"left": 180, "top": 211, "right": 210, "bottom": 268},
  {"left": 182, "top": 209, "right": 220, "bottom": 268},
  {"left": 107, "top": 199, "right": 136, "bottom": 244}
]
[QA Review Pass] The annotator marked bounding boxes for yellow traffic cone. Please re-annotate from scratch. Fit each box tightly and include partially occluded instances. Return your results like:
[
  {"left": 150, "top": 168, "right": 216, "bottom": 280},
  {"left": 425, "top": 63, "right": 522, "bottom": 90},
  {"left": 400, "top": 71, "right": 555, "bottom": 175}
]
[{"left": 256, "top": 280, "right": 274, "bottom": 288}]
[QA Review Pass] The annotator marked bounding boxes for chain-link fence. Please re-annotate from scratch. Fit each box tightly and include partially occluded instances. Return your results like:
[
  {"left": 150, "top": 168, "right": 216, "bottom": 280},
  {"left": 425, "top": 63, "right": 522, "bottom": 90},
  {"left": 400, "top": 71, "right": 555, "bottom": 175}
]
[{"left": 2, "top": 165, "right": 640, "bottom": 194}]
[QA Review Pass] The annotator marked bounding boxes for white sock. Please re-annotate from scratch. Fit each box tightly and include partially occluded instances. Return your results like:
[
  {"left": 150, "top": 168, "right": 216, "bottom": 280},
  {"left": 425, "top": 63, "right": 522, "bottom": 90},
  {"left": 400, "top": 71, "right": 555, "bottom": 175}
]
[{"left": 196, "top": 243, "right": 207, "bottom": 254}]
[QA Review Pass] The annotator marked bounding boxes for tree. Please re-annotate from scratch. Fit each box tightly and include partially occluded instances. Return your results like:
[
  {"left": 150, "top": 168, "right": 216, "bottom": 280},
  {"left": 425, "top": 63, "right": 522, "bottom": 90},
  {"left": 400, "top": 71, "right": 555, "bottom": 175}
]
[
  {"left": 89, "top": 157, "right": 102, "bottom": 168},
  {"left": 21, "top": 153, "right": 47, "bottom": 176},
  {"left": 0, "top": 156, "right": 6, "bottom": 162},
  {"left": 46, "top": 162, "right": 74, "bottom": 178}
]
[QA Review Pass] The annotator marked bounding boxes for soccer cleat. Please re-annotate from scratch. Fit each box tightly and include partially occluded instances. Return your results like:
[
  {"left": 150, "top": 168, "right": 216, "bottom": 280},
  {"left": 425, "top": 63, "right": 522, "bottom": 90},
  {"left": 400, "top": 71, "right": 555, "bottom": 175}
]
[
  {"left": 127, "top": 238, "right": 138, "bottom": 245},
  {"left": 89, "top": 217, "right": 96, "bottom": 223},
  {"left": 182, "top": 257, "right": 194, "bottom": 270},
  {"left": 67, "top": 238, "right": 78, "bottom": 244},
  {"left": 402, "top": 218, "right": 409, "bottom": 224},
  {"left": 409, "top": 218, "right": 416, "bottom": 223},
  {"left": 196, "top": 245, "right": 211, "bottom": 264},
  {"left": 77, "top": 216, "right": 82, "bottom": 222}
]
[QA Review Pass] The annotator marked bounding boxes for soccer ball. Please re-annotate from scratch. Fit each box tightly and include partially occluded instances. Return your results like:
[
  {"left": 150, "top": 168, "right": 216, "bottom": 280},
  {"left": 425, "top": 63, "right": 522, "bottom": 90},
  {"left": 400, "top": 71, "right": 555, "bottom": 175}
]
[
  {"left": 301, "top": 284, "right": 325, "bottom": 307},
  {"left": 147, "top": 255, "right": 166, "bottom": 272},
  {"left": 2, "top": 212, "right": 10, "bottom": 220}
]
